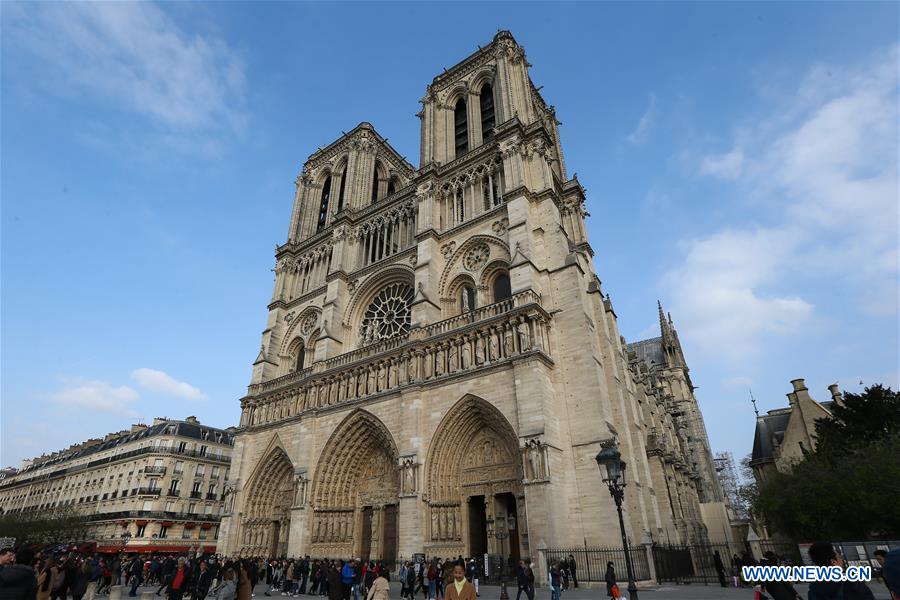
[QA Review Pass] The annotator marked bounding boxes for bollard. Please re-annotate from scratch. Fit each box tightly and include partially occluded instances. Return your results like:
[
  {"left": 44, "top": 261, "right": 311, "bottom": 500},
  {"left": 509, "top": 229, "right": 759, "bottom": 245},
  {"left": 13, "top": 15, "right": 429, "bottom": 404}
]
[
  {"left": 141, "top": 591, "right": 156, "bottom": 600},
  {"left": 108, "top": 586, "right": 123, "bottom": 600}
]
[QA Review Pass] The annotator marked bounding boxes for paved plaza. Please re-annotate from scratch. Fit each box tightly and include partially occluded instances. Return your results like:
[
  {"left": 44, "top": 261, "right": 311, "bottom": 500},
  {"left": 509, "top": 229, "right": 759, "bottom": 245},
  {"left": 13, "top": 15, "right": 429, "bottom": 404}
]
[{"left": 118, "top": 580, "right": 893, "bottom": 600}]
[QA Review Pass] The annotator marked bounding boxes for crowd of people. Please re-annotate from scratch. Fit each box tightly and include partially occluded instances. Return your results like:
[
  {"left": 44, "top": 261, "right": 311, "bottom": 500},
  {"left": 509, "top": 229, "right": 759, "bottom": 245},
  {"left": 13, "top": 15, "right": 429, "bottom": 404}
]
[
  {"left": 2, "top": 544, "right": 898, "bottom": 600},
  {"left": 0, "top": 549, "right": 540, "bottom": 600}
]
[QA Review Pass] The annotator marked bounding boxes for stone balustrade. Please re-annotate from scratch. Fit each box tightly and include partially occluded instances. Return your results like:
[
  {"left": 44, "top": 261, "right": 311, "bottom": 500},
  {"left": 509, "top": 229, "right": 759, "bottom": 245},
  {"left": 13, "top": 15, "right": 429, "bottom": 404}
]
[{"left": 240, "top": 292, "right": 551, "bottom": 429}]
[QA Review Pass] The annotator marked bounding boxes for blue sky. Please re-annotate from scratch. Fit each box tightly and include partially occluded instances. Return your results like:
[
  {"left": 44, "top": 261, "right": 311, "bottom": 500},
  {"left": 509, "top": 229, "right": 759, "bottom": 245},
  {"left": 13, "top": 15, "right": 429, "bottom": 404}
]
[{"left": 2, "top": 2, "right": 898, "bottom": 472}]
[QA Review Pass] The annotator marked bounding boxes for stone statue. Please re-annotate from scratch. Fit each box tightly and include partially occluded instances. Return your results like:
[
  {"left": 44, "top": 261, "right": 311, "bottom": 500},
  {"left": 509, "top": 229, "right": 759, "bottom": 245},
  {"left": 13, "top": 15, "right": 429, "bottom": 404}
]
[
  {"left": 517, "top": 320, "right": 531, "bottom": 351},
  {"left": 475, "top": 336, "right": 486, "bottom": 364},
  {"left": 489, "top": 332, "right": 500, "bottom": 361},
  {"left": 377, "top": 363, "right": 387, "bottom": 391},
  {"left": 504, "top": 327, "right": 514, "bottom": 356},
  {"left": 448, "top": 344, "right": 459, "bottom": 372},
  {"left": 435, "top": 347, "right": 445, "bottom": 376},
  {"left": 367, "top": 367, "right": 376, "bottom": 395},
  {"left": 461, "top": 341, "right": 472, "bottom": 369}
]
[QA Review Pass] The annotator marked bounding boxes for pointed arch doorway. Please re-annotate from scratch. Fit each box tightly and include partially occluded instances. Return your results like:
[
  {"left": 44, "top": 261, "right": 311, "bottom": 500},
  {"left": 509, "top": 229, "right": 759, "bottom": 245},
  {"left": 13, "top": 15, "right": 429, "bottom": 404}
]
[
  {"left": 241, "top": 445, "right": 295, "bottom": 557},
  {"left": 427, "top": 396, "right": 526, "bottom": 562},
  {"left": 309, "top": 410, "right": 400, "bottom": 564}
]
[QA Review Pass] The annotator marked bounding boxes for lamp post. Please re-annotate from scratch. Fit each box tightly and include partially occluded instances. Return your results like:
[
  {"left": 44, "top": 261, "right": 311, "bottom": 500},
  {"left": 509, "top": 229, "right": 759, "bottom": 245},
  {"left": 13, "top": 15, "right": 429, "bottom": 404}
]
[
  {"left": 595, "top": 443, "right": 639, "bottom": 600},
  {"left": 485, "top": 512, "right": 514, "bottom": 600}
]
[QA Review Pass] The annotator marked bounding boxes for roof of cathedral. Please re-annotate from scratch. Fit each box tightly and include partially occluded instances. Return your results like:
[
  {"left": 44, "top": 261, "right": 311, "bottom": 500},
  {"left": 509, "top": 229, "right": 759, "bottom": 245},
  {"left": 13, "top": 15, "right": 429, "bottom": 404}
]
[
  {"left": 751, "top": 401, "right": 834, "bottom": 463},
  {"left": 627, "top": 336, "right": 667, "bottom": 369}
]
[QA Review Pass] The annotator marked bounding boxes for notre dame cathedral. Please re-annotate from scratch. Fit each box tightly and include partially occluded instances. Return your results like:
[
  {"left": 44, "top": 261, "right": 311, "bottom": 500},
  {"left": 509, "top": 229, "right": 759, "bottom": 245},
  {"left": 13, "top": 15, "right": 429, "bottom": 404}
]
[{"left": 218, "top": 31, "right": 731, "bottom": 566}]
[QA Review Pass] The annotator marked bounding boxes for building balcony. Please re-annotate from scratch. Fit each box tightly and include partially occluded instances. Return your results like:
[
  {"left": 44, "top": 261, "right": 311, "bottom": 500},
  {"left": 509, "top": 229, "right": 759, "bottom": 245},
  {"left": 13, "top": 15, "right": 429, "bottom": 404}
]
[
  {"left": 137, "top": 487, "right": 161, "bottom": 497},
  {"left": 167, "top": 491, "right": 180, "bottom": 497},
  {"left": 205, "top": 493, "right": 217, "bottom": 500},
  {"left": 189, "top": 491, "right": 202, "bottom": 499},
  {"left": 142, "top": 466, "right": 167, "bottom": 475}
]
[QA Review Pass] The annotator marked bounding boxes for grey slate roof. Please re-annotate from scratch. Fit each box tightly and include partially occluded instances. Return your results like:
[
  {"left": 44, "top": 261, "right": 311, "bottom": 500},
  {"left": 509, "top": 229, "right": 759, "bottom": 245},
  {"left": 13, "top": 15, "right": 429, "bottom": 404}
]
[
  {"left": 751, "top": 401, "right": 834, "bottom": 463},
  {"left": 627, "top": 337, "right": 667, "bottom": 369},
  {"left": 15, "top": 420, "right": 234, "bottom": 474}
]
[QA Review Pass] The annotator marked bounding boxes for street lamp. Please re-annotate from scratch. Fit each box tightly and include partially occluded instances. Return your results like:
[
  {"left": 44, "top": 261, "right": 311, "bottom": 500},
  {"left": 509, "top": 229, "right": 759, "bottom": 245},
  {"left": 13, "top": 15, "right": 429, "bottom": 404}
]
[
  {"left": 485, "top": 514, "right": 510, "bottom": 600},
  {"left": 595, "top": 442, "right": 639, "bottom": 600}
]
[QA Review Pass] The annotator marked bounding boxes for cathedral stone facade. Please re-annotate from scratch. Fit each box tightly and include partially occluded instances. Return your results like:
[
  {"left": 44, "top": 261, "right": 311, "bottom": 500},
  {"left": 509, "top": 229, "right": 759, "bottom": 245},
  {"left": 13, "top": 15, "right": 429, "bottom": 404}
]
[{"left": 218, "top": 31, "right": 728, "bottom": 564}]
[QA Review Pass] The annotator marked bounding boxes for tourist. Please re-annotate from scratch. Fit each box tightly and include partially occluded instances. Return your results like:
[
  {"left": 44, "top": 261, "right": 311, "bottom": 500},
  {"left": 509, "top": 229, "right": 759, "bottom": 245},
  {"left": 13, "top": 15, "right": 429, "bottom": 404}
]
[
  {"left": 365, "top": 570, "right": 389, "bottom": 600},
  {"left": 566, "top": 555, "right": 577, "bottom": 589},
  {"left": 514, "top": 560, "right": 533, "bottom": 600},
  {"left": 35, "top": 558, "right": 56, "bottom": 600},
  {"left": 126, "top": 556, "right": 143, "bottom": 598},
  {"left": 604, "top": 561, "right": 617, "bottom": 599},
  {"left": 166, "top": 558, "right": 193, "bottom": 600},
  {"left": 194, "top": 561, "right": 213, "bottom": 600},
  {"left": 548, "top": 562, "right": 561, "bottom": 600},
  {"left": 731, "top": 553, "right": 742, "bottom": 588},
  {"left": 464, "top": 560, "right": 477, "bottom": 598},
  {"left": 760, "top": 551, "right": 801, "bottom": 600},
  {"left": 0, "top": 547, "right": 15, "bottom": 568},
  {"left": 880, "top": 548, "right": 900, "bottom": 600},
  {"left": 237, "top": 561, "right": 253, "bottom": 600},
  {"left": 403, "top": 562, "right": 416, "bottom": 600},
  {"left": 71, "top": 562, "right": 91, "bottom": 600},
  {"left": 807, "top": 542, "right": 875, "bottom": 600},
  {"left": 445, "top": 565, "right": 474, "bottom": 600},
  {"left": 298, "top": 557, "right": 310, "bottom": 595},
  {"left": 0, "top": 548, "right": 37, "bottom": 600},
  {"left": 327, "top": 562, "right": 343, "bottom": 600},
  {"left": 215, "top": 569, "right": 237, "bottom": 600},
  {"left": 713, "top": 550, "right": 727, "bottom": 587}
]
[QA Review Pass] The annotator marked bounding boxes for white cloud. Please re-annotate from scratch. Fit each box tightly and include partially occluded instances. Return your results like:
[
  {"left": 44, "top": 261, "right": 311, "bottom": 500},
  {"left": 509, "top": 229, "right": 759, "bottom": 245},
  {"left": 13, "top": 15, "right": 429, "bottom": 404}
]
[
  {"left": 131, "top": 368, "right": 207, "bottom": 401},
  {"left": 6, "top": 3, "right": 246, "bottom": 149},
  {"left": 722, "top": 375, "right": 753, "bottom": 389},
  {"left": 666, "top": 45, "right": 899, "bottom": 363},
  {"left": 51, "top": 380, "right": 140, "bottom": 416},
  {"left": 625, "top": 93, "right": 657, "bottom": 145},
  {"left": 665, "top": 228, "right": 814, "bottom": 361},
  {"left": 700, "top": 147, "right": 744, "bottom": 180}
]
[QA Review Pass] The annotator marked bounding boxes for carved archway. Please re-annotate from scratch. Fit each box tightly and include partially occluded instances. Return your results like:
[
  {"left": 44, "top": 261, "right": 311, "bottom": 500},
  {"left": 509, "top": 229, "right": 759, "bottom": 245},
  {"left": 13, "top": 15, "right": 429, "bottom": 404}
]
[
  {"left": 309, "top": 410, "right": 400, "bottom": 561},
  {"left": 240, "top": 443, "right": 295, "bottom": 557},
  {"left": 425, "top": 395, "right": 525, "bottom": 558}
]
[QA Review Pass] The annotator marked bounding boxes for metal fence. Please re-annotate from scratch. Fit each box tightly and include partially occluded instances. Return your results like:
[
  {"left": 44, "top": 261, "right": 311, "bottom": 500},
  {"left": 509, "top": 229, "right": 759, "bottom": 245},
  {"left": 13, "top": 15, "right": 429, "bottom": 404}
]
[
  {"left": 653, "top": 541, "right": 801, "bottom": 585},
  {"left": 543, "top": 546, "right": 651, "bottom": 582}
]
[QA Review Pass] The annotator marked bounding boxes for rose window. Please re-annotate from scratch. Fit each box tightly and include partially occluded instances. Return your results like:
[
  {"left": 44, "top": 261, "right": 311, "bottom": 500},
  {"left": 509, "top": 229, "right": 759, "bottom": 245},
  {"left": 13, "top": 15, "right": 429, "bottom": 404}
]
[
  {"left": 463, "top": 243, "right": 490, "bottom": 271},
  {"left": 359, "top": 282, "right": 414, "bottom": 345}
]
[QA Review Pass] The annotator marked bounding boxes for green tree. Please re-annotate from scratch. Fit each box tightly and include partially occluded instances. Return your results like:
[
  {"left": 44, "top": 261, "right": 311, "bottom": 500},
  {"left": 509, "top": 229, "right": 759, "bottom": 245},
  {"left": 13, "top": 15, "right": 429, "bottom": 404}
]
[
  {"left": 754, "top": 384, "right": 900, "bottom": 540},
  {"left": 0, "top": 506, "right": 91, "bottom": 544}
]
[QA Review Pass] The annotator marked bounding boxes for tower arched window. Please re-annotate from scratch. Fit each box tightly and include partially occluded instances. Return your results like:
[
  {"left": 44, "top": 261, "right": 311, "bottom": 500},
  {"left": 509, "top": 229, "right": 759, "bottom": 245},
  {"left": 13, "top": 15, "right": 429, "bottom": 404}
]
[
  {"left": 371, "top": 161, "right": 383, "bottom": 205},
  {"left": 480, "top": 83, "right": 495, "bottom": 142},
  {"left": 454, "top": 98, "right": 468, "bottom": 157},
  {"left": 492, "top": 272, "right": 511, "bottom": 303},
  {"left": 387, "top": 178, "right": 396, "bottom": 197},
  {"left": 337, "top": 170, "right": 347, "bottom": 213},
  {"left": 294, "top": 344, "right": 306, "bottom": 372},
  {"left": 316, "top": 176, "right": 331, "bottom": 232}
]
